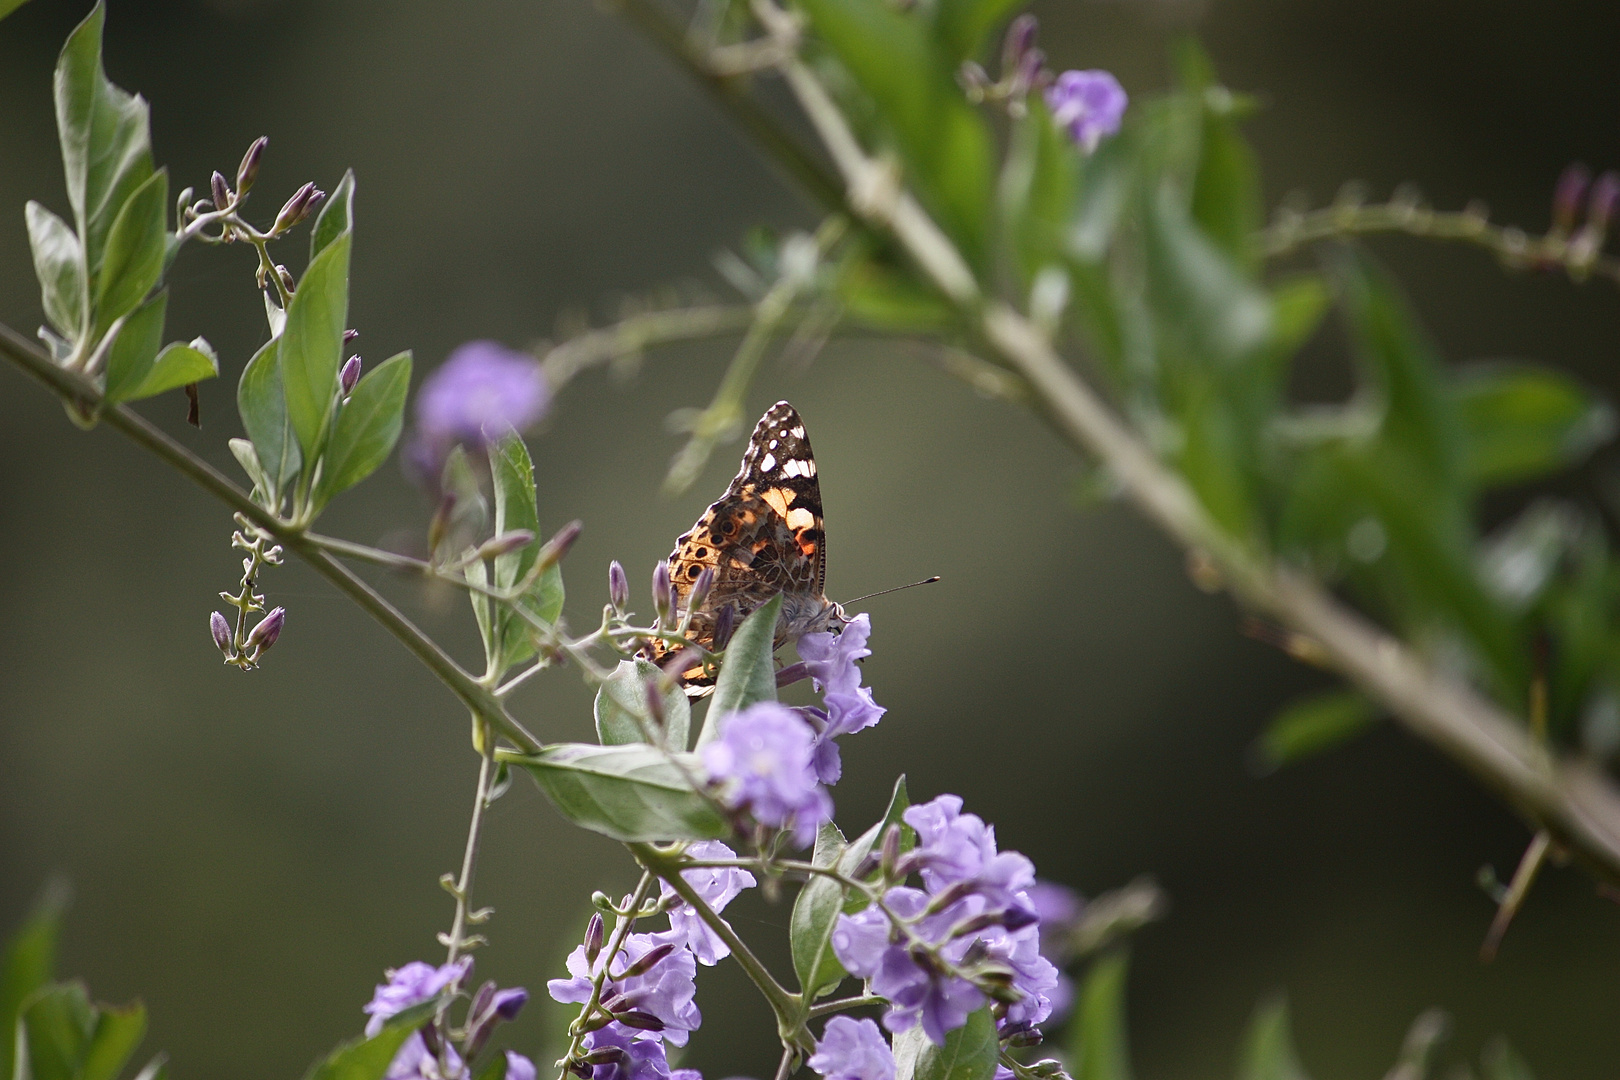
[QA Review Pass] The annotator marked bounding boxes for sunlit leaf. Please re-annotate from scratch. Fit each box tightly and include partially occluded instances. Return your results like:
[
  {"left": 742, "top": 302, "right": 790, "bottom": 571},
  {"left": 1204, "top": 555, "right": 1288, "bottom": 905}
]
[
  {"left": 118, "top": 339, "right": 218, "bottom": 402},
  {"left": 316, "top": 351, "right": 411, "bottom": 505},
  {"left": 1236, "top": 996, "right": 1311, "bottom": 1080},
  {"left": 92, "top": 169, "right": 167, "bottom": 341},
  {"left": 101, "top": 290, "right": 166, "bottom": 404},
  {"left": 280, "top": 232, "right": 351, "bottom": 459},
  {"left": 511, "top": 744, "right": 727, "bottom": 843},
  {"left": 238, "top": 337, "right": 301, "bottom": 498},
  {"left": 26, "top": 202, "right": 87, "bottom": 343},
  {"left": 893, "top": 1005, "right": 998, "bottom": 1080}
]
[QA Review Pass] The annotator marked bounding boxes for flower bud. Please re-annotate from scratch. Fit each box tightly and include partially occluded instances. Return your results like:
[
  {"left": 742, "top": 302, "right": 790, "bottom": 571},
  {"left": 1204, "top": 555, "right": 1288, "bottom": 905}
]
[
  {"left": 687, "top": 565, "right": 714, "bottom": 613},
  {"left": 645, "top": 679, "right": 667, "bottom": 727},
  {"left": 536, "top": 520, "right": 584, "bottom": 570},
  {"left": 1007, "top": 1028, "right": 1044, "bottom": 1049},
  {"left": 343, "top": 328, "right": 360, "bottom": 345},
  {"left": 774, "top": 662, "right": 809, "bottom": 689},
  {"left": 618, "top": 941, "right": 675, "bottom": 977},
  {"left": 245, "top": 606, "right": 285, "bottom": 654},
  {"left": 209, "top": 171, "right": 231, "bottom": 210},
  {"left": 879, "top": 822, "right": 902, "bottom": 880},
  {"left": 712, "top": 603, "right": 736, "bottom": 651},
  {"left": 652, "top": 563, "right": 673, "bottom": 625},
  {"left": 276, "top": 265, "right": 295, "bottom": 293},
  {"left": 568, "top": 1061, "right": 593, "bottom": 1078},
  {"left": 476, "top": 530, "right": 536, "bottom": 561},
  {"left": 210, "top": 611, "right": 233, "bottom": 656},
  {"left": 340, "top": 355, "right": 362, "bottom": 396},
  {"left": 236, "top": 136, "right": 267, "bottom": 195},
  {"left": 583, "top": 913, "right": 605, "bottom": 965},
  {"left": 582, "top": 1047, "right": 629, "bottom": 1066},
  {"left": 1553, "top": 163, "right": 1589, "bottom": 233},
  {"left": 1001, "top": 14, "right": 1038, "bottom": 76},
  {"left": 1589, "top": 171, "right": 1620, "bottom": 233},
  {"left": 609, "top": 560, "right": 630, "bottom": 612},
  {"left": 273, "top": 181, "right": 325, "bottom": 234},
  {"left": 613, "top": 1010, "right": 666, "bottom": 1032}
]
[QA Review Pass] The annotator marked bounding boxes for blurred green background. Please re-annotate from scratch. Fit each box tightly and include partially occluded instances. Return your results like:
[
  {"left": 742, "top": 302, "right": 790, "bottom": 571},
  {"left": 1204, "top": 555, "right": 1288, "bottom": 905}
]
[{"left": 3, "top": 0, "right": 1620, "bottom": 1076}]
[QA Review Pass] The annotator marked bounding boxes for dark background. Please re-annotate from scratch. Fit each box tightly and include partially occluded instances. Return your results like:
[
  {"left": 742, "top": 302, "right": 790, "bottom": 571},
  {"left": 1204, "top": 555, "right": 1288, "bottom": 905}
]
[{"left": 3, "top": 0, "right": 1620, "bottom": 1076}]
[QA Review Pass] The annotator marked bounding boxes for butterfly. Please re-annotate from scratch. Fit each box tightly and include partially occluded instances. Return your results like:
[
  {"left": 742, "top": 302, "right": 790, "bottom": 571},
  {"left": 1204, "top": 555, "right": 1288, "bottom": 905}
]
[{"left": 647, "top": 401, "right": 845, "bottom": 695}]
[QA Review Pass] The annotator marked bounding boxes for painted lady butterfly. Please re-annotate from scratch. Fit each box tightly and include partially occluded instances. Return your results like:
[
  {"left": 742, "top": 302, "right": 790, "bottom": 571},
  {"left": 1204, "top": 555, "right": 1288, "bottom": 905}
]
[{"left": 647, "top": 401, "right": 845, "bottom": 695}]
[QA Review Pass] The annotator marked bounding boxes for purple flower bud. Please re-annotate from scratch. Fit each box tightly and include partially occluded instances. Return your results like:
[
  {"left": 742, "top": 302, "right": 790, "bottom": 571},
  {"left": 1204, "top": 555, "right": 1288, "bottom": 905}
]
[
  {"left": 619, "top": 940, "right": 677, "bottom": 977},
  {"left": 582, "top": 1047, "right": 629, "bottom": 1066},
  {"left": 340, "top": 355, "right": 362, "bottom": 397},
  {"left": 343, "top": 328, "right": 360, "bottom": 345},
  {"left": 645, "top": 679, "right": 668, "bottom": 727},
  {"left": 1589, "top": 171, "right": 1620, "bottom": 233},
  {"left": 273, "top": 181, "right": 325, "bottom": 234},
  {"left": 614, "top": 1010, "right": 666, "bottom": 1032},
  {"left": 609, "top": 560, "right": 630, "bottom": 612},
  {"left": 712, "top": 603, "right": 736, "bottom": 651},
  {"left": 1001, "top": 14, "right": 1038, "bottom": 77},
  {"left": 653, "top": 563, "right": 673, "bottom": 625},
  {"left": 210, "top": 171, "right": 231, "bottom": 210},
  {"left": 236, "top": 136, "right": 267, "bottom": 195},
  {"left": 584, "top": 913, "right": 605, "bottom": 965},
  {"left": 775, "top": 662, "right": 810, "bottom": 689},
  {"left": 476, "top": 530, "right": 536, "bottom": 560},
  {"left": 210, "top": 611, "right": 233, "bottom": 656},
  {"left": 538, "top": 520, "right": 583, "bottom": 569},
  {"left": 880, "top": 822, "right": 902, "bottom": 878},
  {"left": 245, "top": 606, "right": 285, "bottom": 654},
  {"left": 1045, "top": 69, "right": 1128, "bottom": 152},
  {"left": 1553, "top": 163, "right": 1590, "bottom": 233},
  {"left": 688, "top": 565, "right": 715, "bottom": 612}
]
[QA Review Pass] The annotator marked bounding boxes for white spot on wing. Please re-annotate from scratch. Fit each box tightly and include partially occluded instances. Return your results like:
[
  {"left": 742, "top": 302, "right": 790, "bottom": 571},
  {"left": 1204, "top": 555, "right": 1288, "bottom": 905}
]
[
  {"left": 790, "top": 425, "right": 805, "bottom": 438},
  {"left": 760, "top": 453, "right": 777, "bottom": 472},
  {"left": 769, "top": 439, "right": 779, "bottom": 450}
]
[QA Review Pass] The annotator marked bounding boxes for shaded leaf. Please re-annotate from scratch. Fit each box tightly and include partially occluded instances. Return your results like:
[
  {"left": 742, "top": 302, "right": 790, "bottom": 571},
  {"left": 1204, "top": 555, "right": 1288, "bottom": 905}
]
[
  {"left": 1454, "top": 362, "right": 1615, "bottom": 488},
  {"left": 931, "top": 0, "right": 1022, "bottom": 64},
  {"left": 1, "top": 884, "right": 68, "bottom": 1080},
  {"left": 301, "top": 1000, "right": 439, "bottom": 1080},
  {"left": 1068, "top": 951, "right": 1132, "bottom": 1080},
  {"left": 1, "top": 0, "right": 36, "bottom": 21},
  {"left": 696, "top": 594, "right": 782, "bottom": 749},
  {"left": 1479, "top": 1037, "right": 1534, "bottom": 1080},
  {"left": 118, "top": 340, "right": 218, "bottom": 402},
  {"left": 892, "top": 1005, "right": 998, "bottom": 1080},
  {"left": 77, "top": 1002, "right": 146, "bottom": 1080},
  {"left": 511, "top": 744, "right": 727, "bottom": 843},
  {"left": 311, "top": 171, "right": 355, "bottom": 263},
  {"left": 101, "top": 290, "right": 166, "bottom": 404},
  {"left": 1178, "top": 42, "right": 1261, "bottom": 271},
  {"left": 471, "top": 432, "right": 563, "bottom": 674},
  {"left": 1251, "top": 689, "right": 1379, "bottom": 773},
  {"left": 597, "top": 659, "right": 691, "bottom": 752},
  {"left": 16, "top": 982, "right": 95, "bottom": 1080},
  {"left": 26, "top": 202, "right": 86, "bottom": 342},
  {"left": 1236, "top": 995, "right": 1310, "bottom": 1080},
  {"left": 280, "top": 232, "right": 351, "bottom": 459},
  {"left": 92, "top": 169, "right": 167, "bottom": 341},
  {"left": 316, "top": 351, "right": 411, "bottom": 505},
  {"left": 238, "top": 337, "right": 301, "bottom": 498}
]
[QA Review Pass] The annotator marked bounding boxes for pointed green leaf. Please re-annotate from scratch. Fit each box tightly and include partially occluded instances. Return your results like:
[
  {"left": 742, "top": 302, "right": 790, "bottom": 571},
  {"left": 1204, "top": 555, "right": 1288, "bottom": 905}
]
[
  {"left": 101, "top": 289, "right": 166, "bottom": 404},
  {"left": 931, "top": 0, "right": 1022, "bottom": 64},
  {"left": 893, "top": 1005, "right": 998, "bottom": 1080},
  {"left": 1251, "top": 690, "right": 1379, "bottom": 774},
  {"left": 1144, "top": 183, "right": 1271, "bottom": 368},
  {"left": 472, "top": 1051, "right": 510, "bottom": 1080},
  {"left": 92, "top": 169, "right": 167, "bottom": 340},
  {"left": 53, "top": 3, "right": 154, "bottom": 273},
  {"left": 1068, "top": 951, "right": 1133, "bottom": 1080},
  {"left": 1479, "top": 1037, "right": 1534, "bottom": 1080},
  {"left": 1178, "top": 42, "right": 1261, "bottom": 271},
  {"left": 469, "top": 432, "right": 563, "bottom": 673},
  {"left": 1236, "top": 996, "right": 1310, "bottom": 1080},
  {"left": 1, "top": 885, "right": 67, "bottom": 1080},
  {"left": 1454, "top": 363, "right": 1615, "bottom": 487},
  {"left": 311, "top": 171, "right": 356, "bottom": 262},
  {"left": 281, "top": 231, "right": 351, "bottom": 458},
  {"left": 78, "top": 1001, "right": 146, "bottom": 1080},
  {"left": 316, "top": 351, "right": 411, "bottom": 505},
  {"left": 1, "top": 0, "right": 36, "bottom": 21},
  {"left": 596, "top": 659, "right": 691, "bottom": 752},
  {"left": 26, "top": 202, "right": 87, "bottom": 342},
  {"left": 302, "top": 1000, "right": 439, "bottom": 1080},
  {"left": 511, "top": 744, "right": 727, "bottom": 843},
  {"left": 229, "top": 438, "right": 269, "bottom": 496},
  {"left": 118, "top": 339, "right": 217, "bottom": 402},
  {"left": 238, "top": 337, "right": 301, "bottom": 497},
  {"left": 696, "top": 594, "right": 783, "bottom": 749},
  {"left": 16, "top": 981, "right": 95, "bottom": 1080}
]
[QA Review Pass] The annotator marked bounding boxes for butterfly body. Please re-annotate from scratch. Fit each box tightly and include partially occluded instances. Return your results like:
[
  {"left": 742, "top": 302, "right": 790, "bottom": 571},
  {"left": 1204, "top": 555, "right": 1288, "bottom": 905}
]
[{"left": 649, "top": 401, "right": 844, "bottom": 694}]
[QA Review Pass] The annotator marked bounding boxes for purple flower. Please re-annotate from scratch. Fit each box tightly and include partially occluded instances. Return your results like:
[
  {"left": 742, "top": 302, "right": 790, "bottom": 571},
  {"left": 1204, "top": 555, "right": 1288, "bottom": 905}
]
[
  {"left": 809, "top": 1017, "right": 895, "bottom": 1080},
  {"left": 581, "top": 1025, "right": 676, "bottom": 1080},
  {"left": 669, "top": 1073, "right": 702, "bottom": 1080},
  {"left": 506, "top": 1053, "right": 537, "bottom": 1080},
  {"left": 363, "top": 957, "right": 471, "bottom": 1036},
  {"left": 904, "top": 796, "right": 1035, "bottom": 910},
  {"left": 383, "top": 1033, "right": 462, "bottom": 1080},
  {"left": 548, "top": 932, "right": 701, "bottom": 1046},
  {"left": 796, "top": 613, "right": 885, "bottom": 784},
  {"left": 1045, "top": 70, "right": 1127, "bottom": 152},
  {"left": 408, "top": 341, "right": 549, "bottom": 477},
  {"left": 701, "top": 702, "right": 832, "bottom": 847},
  {"left": 661, "top": 840, "right": 758, "bottom": 965}
]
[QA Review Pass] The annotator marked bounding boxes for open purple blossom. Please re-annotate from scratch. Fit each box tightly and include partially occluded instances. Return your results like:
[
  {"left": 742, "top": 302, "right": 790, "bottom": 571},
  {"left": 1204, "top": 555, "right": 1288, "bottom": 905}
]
[
  {"left": 808, "top": 1017, "right": 895, "bottom": 1080},
  {"left": 701, "top": 702, "right": 832, "bottom": 846},
  {"left": 580, "top": 1025, "right": 677, "bottom": 1080},
  {"left": 1025, "top": 880, "right": 1082, "bottom": 1022},
  {"left": 548, "top": 931, "right": 701, "bottom": 1046},
  {"left": 505, "top": 1053, "right": 538, "bottom": 1080},
  {"left": 796, "top": 613, "right": 885, "bottom": 784},
  {"left": 363, "top": 957, "right": 471, "bottom": 1036},
  {"left": 905, "top": 795, "right": 1036, "bottom": 911},
  {"left": 1045, "top": 69, "right": 1127, "bottom": 152},
  {"left": 407, "top": 340, "right": 549, "bottom": 479},
  {"left": 383, "top": 1033, "right": 462, "bottom": 1080},
  {"left": 660, "top": 840, "right": 757, "bottom": 965}
]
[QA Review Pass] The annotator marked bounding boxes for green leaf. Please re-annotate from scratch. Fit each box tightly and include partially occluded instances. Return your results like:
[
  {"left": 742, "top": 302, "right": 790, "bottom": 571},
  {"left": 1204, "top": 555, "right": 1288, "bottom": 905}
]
[
  {"left": 16, "top": 982, "right": 95, "bottom": 1080},
  {"left": 1251, "top": 689, "right": 1379, "bottom": 774},
  {"left": 77, "top": 1002, "right": 146, "bottom": 1080},
  {"left": 892, "top": 1005, "right": 998, "bottom": 1080},
  {"left": 1479, "top": 1037, "right": 1535, "bottom": 1080},
  {"left": 1068, "top": 951, "right": 1133, "bottom": 1080},
  {"left": 1454, "top": 363, "right": 1615, "bottom": 488},
  {"left": 791, "top": 775, "right": 910, "bottom": 1000},
  {"left": 795, "top": 0, "right": 995, "bottom": 268},
  {"left": 311, "top": 171, "right": 356, "bottom": 263},
  {"left": 301, "top": 1000, "right": 439, "bottom": 1080},
  {"left": 92, "top": 169, "right": 167, "bottom": 341},
  {"left": 53, "top": 3, "right": 154, "bottom": 274},
  {"left": 1144, "top": 183, "right": 1271, "bottom": 368},
  {"left": 512, "top": 744, "right": 728, "bottom": 843},
  {"left": 1236, "top": 996, "right": 1310, "bottom": 1080},
  {"left": 1, "top": 884, "right": 67, "bottom": 1080},
  {"left": 596, "top": 659, "right": 691, "bottom": 752},
  {"left": 101, "top": 289, "right": 166, "bottom": 404},
  {"left": 26, "top": 202, "right": 87, "bottom": 342},
  {"left": 695, "top": 594, "right": 783, "bottom": 749},
  {"left": 472, "top": 1052, "right": 510, "bottom": 1080},
  {"left": 117, "top": 340, "right": 218, "bottom": 402},
  {"left": 1, "top": 0, "right": 36, "bottom": 21},
  {"left": 931, "top": 0, "right": 1022, "bottom": 64},
  {"left": 229, "top": 438, "right": 269, "bottom": 496},
  {"left": 1178, "top": 42, "right": 1261, "bottom": 271},
  {"left": 471, "top": 432, "right": 563, "bottom": 674},
  {"left": 280, "top": 232, "right": 352, "bottom": 459},
  {"left": 316, "top": 351, "right": 411, "bottom": 505},
  {"left": 238, "top": 337, "right": 301, "bottom": 498}
]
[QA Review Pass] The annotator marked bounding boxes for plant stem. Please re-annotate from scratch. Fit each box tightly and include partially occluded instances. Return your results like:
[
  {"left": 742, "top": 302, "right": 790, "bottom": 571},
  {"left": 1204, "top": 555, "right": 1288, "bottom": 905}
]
[
  {"left": 807, "top": 994, "right": 883, "bottom": 1019},
  {"left": 443, "top": 725, "right": 498, "bottom": 967},
  {"left": 0, "top": 320, "right": 541, "bottom": 754}
]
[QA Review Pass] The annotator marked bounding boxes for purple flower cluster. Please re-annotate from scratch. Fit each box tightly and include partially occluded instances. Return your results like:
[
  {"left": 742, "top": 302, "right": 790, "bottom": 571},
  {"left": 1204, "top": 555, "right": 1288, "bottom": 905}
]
[
  {"left": 1044, "top": 69, "right": 1127, "bottom": 152},
  {"left": 659, "top": 840, "right": 758, "bottom": 966},
  {"left": 796, "top": 613, "right": 886, "bottom": 784},
  {"left": 830, "top": 795, "right": 1060, "bottom": 1046},
  {"left": 701, "top": 702, "right": 833, "bottom": 846},
  {"left": 808, "top": 1017, "right": 895, "bottom": 1080},
  {"left": 362, "top": 958, "right": 535, "bottom": 1080},
  {"left": 406, "top": 340, "right": 550, "bottom": 480}
]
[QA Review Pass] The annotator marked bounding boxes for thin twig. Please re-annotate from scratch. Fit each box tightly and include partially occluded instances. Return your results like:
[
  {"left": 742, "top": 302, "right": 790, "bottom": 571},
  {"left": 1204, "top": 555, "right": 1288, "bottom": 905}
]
[{"left": 1480, "top": 829, "right": 1553, "bottom": 962}]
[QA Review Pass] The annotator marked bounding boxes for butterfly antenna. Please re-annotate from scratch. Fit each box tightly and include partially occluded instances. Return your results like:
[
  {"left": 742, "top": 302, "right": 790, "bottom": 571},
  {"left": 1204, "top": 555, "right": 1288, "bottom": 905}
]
[{"left": 844, "top": 577, "right": 941, "bottom": 606}]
